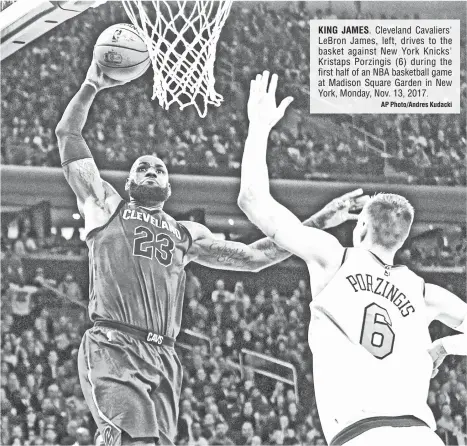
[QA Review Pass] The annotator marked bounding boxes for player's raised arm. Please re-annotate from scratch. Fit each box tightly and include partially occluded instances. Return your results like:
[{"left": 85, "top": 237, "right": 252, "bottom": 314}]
[
  {"left": 237, "top": 72, "right": 344, "bottom": 266},
  {"left": 426, "top": 284, "right": 467, "bottom": 329},
  {"left": 182, "top": 189, "right": 367, "bottom": 272},
  {"left": 55, "top": 61, "right": 125, "bottom": 230},
  {"left": 426, "top": 284, "right": 467, "bottom": 376}
]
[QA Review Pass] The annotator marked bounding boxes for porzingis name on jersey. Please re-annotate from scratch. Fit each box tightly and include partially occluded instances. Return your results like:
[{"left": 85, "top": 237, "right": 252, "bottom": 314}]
[
  {"left": 346, "top": 274, "right": 415, "bottom": 317},
  {"left": 122, "top": 209, "right": 181, "bottom": 239}
]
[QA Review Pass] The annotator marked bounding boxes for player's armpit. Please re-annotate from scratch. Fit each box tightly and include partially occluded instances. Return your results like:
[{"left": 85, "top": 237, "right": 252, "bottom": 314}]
[
  {"left": 62, "top": 157, "right": 122, "bottom": 228},
  {"left": 425, "top": 283, "right": 467, "bottom": 329}
]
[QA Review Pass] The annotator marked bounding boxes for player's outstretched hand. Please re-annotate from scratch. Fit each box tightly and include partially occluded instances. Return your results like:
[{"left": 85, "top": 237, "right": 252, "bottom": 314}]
[
  {"left": 428, "top": 339, "right": 448, "bottom": 378},
  {"left": 248, "top": 71, "right": 294, "bottom": 131},
  {"left": 312, "top": 189, "right": 370, "bottom": 229},
  {"left": 85, "top": 59, "right": 129, "bottom": 92}
]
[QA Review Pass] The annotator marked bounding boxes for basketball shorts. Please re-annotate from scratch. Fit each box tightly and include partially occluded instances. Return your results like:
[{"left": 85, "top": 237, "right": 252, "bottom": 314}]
[
  {"left": 77, "top": 325, "right": 182, "bottom": 446},
  {"left": 344, "top": 426, "right": 444, "bottom": 446}
]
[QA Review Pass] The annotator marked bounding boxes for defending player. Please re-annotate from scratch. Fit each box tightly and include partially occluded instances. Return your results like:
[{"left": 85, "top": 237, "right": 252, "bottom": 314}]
[
  {"left": 55, "top": 61, "right": 366, "bottom": 446},
  {"left": 238, "top": 71, "right": 467, "bottom": 446}
]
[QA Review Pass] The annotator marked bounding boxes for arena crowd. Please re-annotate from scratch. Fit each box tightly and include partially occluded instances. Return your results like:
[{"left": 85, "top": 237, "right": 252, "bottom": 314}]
[
  {"left": 1, "top": 231, "right": 466, "bottom": 445},
  {"left": 1, "top": 2, "right": 466, "bottom": 185},
  {"left": 1, "top": 1, "right": 466, "bottom": 445}
]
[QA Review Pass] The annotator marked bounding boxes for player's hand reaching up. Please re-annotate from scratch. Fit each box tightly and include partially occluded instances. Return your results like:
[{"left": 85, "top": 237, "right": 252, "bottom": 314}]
[
  {"left": 311, "top": 189, "right": 370, "bottom": 229},
  {"left": 84, "top": 59, "right": 129, "bottom": 92},
  {"left": 248, "top": 71, "right": 294, "bottom": 131}
]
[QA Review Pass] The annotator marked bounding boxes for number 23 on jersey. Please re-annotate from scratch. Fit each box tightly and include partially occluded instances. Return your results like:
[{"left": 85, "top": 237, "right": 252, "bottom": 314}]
[{"left": 132, "top": 226, "right": 175, "bottom": 266}]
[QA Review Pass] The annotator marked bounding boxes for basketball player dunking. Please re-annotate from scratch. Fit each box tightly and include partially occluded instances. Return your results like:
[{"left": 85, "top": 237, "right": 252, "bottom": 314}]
[
  {"left": 55, "top": 61, "right": 366, "bottom": 446},
  {"left": 238, "top": 71, "right": 467, "bottom": 446}
]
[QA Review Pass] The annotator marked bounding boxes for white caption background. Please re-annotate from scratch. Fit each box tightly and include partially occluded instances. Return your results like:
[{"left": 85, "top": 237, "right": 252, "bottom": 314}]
[{"left": 310, "top": 20, "right": 460, "bottom": 114}]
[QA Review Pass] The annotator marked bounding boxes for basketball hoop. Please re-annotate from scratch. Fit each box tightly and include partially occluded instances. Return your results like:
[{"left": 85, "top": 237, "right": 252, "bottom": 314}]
[{"left": 121, "top": 0, "right": 233, "bottom": 117}]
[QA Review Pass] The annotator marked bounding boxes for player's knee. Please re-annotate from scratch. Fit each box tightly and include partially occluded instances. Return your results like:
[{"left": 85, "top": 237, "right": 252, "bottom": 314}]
[{"left": 121, "top": 431, "right": 156, "bottom": 446}]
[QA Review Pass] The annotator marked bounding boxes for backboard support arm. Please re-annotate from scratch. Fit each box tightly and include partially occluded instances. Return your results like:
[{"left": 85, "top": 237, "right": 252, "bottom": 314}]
[{"left": 0, "top": 0, "right": 107, "bottom": 61}]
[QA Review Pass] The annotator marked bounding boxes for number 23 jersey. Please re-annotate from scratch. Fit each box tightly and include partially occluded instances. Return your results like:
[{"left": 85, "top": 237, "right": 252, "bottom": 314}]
[
  {"left": 86, "top": 201, "right": 192, "bottom": 338},
  {"left": 309, "top": 248, "right": 435, "bottom": 442}
]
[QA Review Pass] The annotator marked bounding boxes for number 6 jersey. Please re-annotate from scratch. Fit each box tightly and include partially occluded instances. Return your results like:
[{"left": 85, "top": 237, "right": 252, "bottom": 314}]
[
  {"left": 309, "top": 248, "right": 435, "bottom": 442},
  {"left": 86, "top": 201, "right": 192, "bottom": 338}
]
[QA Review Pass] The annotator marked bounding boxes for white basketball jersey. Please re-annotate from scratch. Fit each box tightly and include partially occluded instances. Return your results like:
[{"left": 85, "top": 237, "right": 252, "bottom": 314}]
[{"left": 309, "top": 248, "right": 435, "bottom": 443}]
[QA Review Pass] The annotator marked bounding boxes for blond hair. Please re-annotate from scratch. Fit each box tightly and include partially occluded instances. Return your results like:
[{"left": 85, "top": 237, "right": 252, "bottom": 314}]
[{"left": 364, "top": 193, "right": 414, "bottom": 250}]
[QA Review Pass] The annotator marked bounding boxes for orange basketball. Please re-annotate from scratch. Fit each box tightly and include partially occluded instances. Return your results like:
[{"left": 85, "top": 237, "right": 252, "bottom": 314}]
[{"left": 94, "top": 23, "right": 150, "bottom": 82}]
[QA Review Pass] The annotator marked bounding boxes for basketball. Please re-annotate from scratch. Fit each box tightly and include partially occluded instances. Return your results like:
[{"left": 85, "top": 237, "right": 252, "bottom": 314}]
[{"left": 94, "top": 23, "right": 150, "bottom": 82}]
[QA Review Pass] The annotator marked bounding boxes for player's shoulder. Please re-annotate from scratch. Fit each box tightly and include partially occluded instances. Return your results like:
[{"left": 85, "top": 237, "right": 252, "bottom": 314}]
[
  {"left": 352, "top": 247, "right": 425, "bottom": 285},
  {"left": 338, "top": 247, "right": 366, "bottom": 264}
]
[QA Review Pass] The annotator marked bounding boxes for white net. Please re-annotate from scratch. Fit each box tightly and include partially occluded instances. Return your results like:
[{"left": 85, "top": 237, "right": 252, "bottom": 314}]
[{"left": 121, "top": 0, "right": 233, "bottom": 117}]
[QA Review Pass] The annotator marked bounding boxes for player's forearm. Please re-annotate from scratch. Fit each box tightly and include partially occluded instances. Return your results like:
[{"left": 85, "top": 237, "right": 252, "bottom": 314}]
[
  {"left": 56, "top": 85, "right": 97, "bottom": 167},
  {"left": 238, "top": 125, "right": 280, "bottom": 237},
  {"left": 56, "top": 84, "right": 97, "bottom": 136},
  {"left": 249, "top": 215, "right": 323, "bottom": 269},
  {"left": 238, "top": 125, "right": 271, "bottom": 204}
]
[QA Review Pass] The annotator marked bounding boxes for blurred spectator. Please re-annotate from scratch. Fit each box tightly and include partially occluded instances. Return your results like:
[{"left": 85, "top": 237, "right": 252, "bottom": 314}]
[
  {"left": 185, "top": 269, "right": 203, "bottom": 302},
  {"left": 58, "top": 274, "right": 84, "bottom": 304},
  {"left": 61, "top": 419, "right": 80, "bottom": 445},
  {"left": 74, "top": 426, "right": 92, "bottom": 446},
  {"left": 7, "top": 282, "right": 38, "bottom": 334},
  {"left": 190, "top": 421, "right": 209, "bottom": 446},
  {"left": 453, "top": 415, "right": 467, "bottom": 445},
  {"left": 202, "top": 413, "right": 216, "bottom": 442},
  {"left": 1, "top": 2, "right": 465, "bottom": 185},
  {"left": 11, "top": 219, "right": 39, "bottom": 256},
  {"left": 32, "top": 267, "right": 56, "bottom": 287},
  {"left": 210, "top": 420, "right": 235, "bottom": 445},
  {"left": 437, "top": 403, "right": 455, "bottom": 432},
  {"left": 237, "top": 421, "right": 255, "bottom": 445},
  {"left": 211, "top": 279, "right": 232, "bottom": 304},
  {"left": 1, "top": 239, "right": 25, "bottom": 286},
  {"left": 178, "top": 398, "right": 198, "bottom": 442}
]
